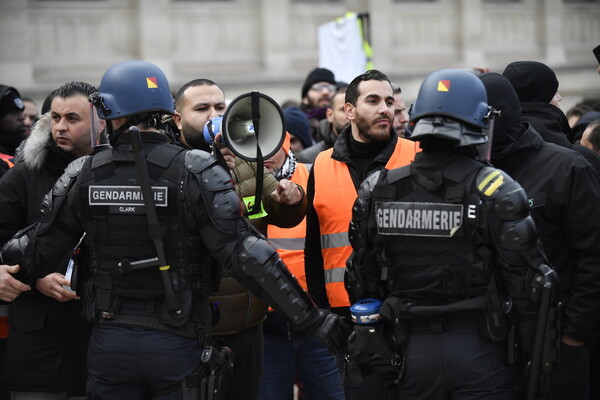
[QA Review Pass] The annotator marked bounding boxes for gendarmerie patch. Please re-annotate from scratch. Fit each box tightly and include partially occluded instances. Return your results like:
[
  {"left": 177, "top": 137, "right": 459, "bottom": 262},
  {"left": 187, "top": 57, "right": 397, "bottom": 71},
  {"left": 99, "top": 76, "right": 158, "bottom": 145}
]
[
  {"left": 375, "top": 202, "right": 463, "bottom": 237},
  {"left": 89, "top": 185, "right": 168, "bottom": 214}
]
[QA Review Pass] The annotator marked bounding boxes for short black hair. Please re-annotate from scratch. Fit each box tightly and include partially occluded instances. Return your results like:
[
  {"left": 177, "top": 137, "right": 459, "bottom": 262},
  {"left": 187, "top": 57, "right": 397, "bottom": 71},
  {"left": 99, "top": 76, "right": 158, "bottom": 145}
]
[
  {"left": 174, "top": 78, "right": 222, "bottom": 110},
  {"left": 586, "top": 119, "right": 600, "bottom": 152},
  {"left": 345, "top": 69, "right": 391, "bottom": 106},
  {"left": 53, "top": 81, "right": 97, "bottom": 100}
]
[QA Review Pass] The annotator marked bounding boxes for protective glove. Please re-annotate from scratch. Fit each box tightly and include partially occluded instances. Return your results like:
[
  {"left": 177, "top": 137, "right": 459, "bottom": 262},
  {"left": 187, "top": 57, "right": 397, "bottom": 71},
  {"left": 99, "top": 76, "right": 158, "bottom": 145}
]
[{"left": 306, "top": 309, "right": 353, "bottom": 355}]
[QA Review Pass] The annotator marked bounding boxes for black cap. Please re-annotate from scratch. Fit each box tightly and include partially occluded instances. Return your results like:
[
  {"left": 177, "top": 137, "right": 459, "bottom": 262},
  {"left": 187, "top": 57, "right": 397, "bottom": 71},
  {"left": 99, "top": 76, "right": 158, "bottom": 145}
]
[{"left": 0, "top": 85, "right": 24, "bottom": 119}]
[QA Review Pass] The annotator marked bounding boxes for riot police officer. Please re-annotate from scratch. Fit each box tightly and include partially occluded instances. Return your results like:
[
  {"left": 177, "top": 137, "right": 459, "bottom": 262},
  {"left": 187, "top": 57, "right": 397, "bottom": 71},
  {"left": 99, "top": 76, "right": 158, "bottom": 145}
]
[
  {"left": 345, "top": 69, "right": 560, "bottom": 400},
  {"left": 21, "top": 60, "right": 348, "bottom": 400}
]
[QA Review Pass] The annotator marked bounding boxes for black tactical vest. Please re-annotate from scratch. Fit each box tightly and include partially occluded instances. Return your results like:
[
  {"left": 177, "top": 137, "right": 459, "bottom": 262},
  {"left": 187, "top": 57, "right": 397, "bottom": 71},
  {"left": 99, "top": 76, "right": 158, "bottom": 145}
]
[
  {"left": 371, "top": 156, "right": 496, "bottom": 306},
  {"left": 77, "top": 141, "right": 217, "bottom": 326}
]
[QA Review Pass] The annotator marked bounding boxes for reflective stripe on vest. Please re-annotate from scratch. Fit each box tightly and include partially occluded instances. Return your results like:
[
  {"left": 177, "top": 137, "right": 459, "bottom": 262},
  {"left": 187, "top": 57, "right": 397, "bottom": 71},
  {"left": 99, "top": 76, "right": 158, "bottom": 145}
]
[
  {"left": 267, "top": 163, "right": 310, "bottom": 292},
  {"left": 313, "top": 138, "right": 419, "bottom": 308}
]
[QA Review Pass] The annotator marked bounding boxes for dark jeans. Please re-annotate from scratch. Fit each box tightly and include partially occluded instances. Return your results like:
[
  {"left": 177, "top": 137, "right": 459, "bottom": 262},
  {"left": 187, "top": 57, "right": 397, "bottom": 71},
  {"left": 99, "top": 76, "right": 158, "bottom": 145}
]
[
  {"left": 258, "top": 330, "right": 343, "bottom": 400},
  {"left": 213, "top": 324, "right": 264, "bottom": 400},
  {"left": 86, "top": 325, "right": 203, "bottom": 400}
]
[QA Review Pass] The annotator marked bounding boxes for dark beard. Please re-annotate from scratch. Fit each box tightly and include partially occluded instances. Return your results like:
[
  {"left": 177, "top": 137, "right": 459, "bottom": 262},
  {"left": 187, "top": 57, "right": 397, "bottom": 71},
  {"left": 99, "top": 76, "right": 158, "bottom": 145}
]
[
  {"left": 354, "top": 113, "right": 392, "bottom": 143},
  {"left": 182, "top": 124, "right": 211, "bottom": 152}
]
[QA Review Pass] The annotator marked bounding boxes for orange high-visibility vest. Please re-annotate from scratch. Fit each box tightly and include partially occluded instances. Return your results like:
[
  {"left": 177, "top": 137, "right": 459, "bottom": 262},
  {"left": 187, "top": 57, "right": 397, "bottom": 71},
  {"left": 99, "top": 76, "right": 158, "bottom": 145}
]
[
  {"left": 267, "top": 163, "right": 310, "bottom": 292},
  {"left": 312, "top": 138, "right": 419, "bottom": 307}
]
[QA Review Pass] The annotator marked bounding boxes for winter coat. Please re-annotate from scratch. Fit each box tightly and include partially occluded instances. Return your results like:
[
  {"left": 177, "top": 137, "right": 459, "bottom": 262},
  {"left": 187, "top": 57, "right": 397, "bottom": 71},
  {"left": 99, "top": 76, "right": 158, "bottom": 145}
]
[
  {"left": 209, "top": 156, "right": 306, "bottom": 336},
  {"left": 492, "top": 126, "right": 600, "bottom": 344},
  {"left": 0, "top": 114, "right": 91, "bottom": 394}
]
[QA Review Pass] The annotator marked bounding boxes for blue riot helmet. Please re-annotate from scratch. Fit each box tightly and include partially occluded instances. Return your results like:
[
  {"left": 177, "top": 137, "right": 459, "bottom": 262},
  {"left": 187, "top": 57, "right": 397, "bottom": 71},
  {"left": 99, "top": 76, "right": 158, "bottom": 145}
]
[
  {"left": 408, "top": 68, "right": 494, "bottom": 148},
  {"left": 90, "top": 60, "right": 175, "bottom": 144},
  {"left": 93, "top": 60, "right": 174, "bottom": 120}
]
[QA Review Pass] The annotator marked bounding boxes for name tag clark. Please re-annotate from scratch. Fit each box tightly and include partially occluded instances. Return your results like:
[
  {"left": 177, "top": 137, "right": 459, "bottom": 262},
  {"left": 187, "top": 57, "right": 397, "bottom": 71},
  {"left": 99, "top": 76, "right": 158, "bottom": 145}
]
[
  {"left": 375, "top": 202, "right": 463, "bottom": 237},
  {"left": 89, "top": 185, "right": 168, "bottom": 214}
]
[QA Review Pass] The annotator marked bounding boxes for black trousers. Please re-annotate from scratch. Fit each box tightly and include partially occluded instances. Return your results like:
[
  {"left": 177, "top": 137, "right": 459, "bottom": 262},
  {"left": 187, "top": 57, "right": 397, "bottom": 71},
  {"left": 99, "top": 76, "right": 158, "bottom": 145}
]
[
  {"left": 213, "top": 324, "right": 264, "bottom": 400},
  {"left": 86, "top": 325, "right": 203, "bottom": 400},
  {"left": 397, "top": 328, "right": 516, "bottom": 400}
]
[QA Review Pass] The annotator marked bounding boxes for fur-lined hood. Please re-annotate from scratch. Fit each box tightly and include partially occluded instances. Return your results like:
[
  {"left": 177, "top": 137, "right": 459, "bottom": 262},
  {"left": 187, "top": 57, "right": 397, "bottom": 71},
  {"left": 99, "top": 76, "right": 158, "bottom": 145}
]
[{"left": 20, "top": 112, "right": 54, "bottom": 171}]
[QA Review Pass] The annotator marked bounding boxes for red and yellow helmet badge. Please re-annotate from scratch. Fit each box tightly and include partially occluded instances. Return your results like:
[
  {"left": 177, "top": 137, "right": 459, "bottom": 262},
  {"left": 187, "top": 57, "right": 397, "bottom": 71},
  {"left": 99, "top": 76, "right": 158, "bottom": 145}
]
[
  {"left": 146, "top": 77, "right": 158, "bottom": 89},
  {"left": 437, "top": 80, "right": 451, "bottom": 92}
]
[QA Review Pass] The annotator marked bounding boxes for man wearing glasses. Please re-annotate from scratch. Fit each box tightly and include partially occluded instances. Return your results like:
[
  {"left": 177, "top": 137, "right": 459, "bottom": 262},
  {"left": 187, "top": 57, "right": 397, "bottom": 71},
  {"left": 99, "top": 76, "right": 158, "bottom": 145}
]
[{"left": 300, "top": 67, "right": 339, "bottom": 143}]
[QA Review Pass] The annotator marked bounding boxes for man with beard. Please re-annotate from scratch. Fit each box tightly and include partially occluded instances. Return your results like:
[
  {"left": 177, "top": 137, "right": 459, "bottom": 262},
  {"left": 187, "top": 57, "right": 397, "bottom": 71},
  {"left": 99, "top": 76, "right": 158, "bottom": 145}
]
[
  {"left": 479, "top": 72, "right": 600, "bottom": 400},
  {"left": 172, "top": 78, "right": 306, "bottom": 400},
  {"left": 300, "top": 67, "right": 339, "bottom": 143},
  {"left": 0, "top": 85, "right": 26, "bottom": 178},
  {"left": 304, "top": 69, "right": 419, "bottom": 399},
  {"left": 392, "top": 83, "right": 409, "bottom": 138},
  {"left": 296, "top": 85, "right": 349, "bottom": 164},
  {"left": 0, "top": 81, "right": 103, "bottom": 399}
]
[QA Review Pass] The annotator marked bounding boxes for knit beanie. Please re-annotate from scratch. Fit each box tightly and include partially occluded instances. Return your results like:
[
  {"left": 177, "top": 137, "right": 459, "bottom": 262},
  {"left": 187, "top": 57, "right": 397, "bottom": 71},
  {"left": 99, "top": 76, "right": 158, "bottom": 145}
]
[
  {"left": 502, "top": 61, "right": 559, "bottom": 103},
  {"left": 283, "top": 106, "right": 313, "bottom": 149},
  {"left": 301, "top": 68, "right": 336, "bottom": 99},
  {"left": 0, "top": 85, "right": 24, "bottom": 119}
]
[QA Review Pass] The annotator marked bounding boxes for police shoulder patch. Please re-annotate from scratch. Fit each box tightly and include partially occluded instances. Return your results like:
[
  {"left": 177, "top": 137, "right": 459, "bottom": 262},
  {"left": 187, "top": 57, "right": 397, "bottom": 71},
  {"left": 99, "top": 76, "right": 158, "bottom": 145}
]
[{"left": 476, "top": 166, "right": 510, "bottom": 198}]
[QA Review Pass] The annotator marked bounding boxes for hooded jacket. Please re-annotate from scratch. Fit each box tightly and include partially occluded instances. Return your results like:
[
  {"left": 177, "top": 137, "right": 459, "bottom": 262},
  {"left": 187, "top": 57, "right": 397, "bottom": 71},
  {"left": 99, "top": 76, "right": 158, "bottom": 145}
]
[
  {"left": 0, "top": 113, "right": 91, "bottom": 394},
  {"left": 481, "top": 73, "right": 600, "bottom": 344}
]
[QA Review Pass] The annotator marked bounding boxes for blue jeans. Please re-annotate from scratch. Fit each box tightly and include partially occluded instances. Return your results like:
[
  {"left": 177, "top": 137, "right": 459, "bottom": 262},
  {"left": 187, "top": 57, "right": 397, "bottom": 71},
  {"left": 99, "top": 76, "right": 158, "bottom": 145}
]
[{"left": 258, "top": 330, "right": 343, "bottom": 400}]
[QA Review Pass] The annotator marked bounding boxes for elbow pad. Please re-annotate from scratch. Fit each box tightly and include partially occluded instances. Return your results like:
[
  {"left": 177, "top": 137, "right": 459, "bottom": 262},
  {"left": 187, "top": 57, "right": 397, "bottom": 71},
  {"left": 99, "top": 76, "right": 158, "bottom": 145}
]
[
  {"left": 477, "top": 167, "right": 538, "bottom": 252},
  {"left": 236, "top": 235, "right": 319, "bottom": 330}
]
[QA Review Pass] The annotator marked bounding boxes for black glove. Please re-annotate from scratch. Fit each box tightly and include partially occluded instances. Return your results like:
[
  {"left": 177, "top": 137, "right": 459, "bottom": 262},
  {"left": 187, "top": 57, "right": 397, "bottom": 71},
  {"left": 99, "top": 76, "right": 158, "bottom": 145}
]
[{"left": 306, "top": 309, "right": 352, "bottom": 354}]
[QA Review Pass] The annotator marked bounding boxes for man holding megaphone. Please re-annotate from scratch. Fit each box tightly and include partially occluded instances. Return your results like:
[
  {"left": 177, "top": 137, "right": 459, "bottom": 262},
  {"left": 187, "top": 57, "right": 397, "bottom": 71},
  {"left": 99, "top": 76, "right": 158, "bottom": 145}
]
[{"left": 172, "top": 79, "right": 306, "bottom": 400}]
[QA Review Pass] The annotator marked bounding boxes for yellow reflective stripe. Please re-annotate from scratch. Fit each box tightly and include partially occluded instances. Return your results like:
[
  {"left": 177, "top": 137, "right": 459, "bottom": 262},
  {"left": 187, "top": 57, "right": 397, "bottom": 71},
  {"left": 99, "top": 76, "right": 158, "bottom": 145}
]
[
  {"left": 484, "top": 174, "right": 504, "bottom": 196},
  {"left": 478, "top": 170, "right": 501, "bottom": 192},
  {"left": 242, "top": 196, "right": 268, "bottom": 219},
  {"left": 159, "top": 265, "right": 170, "bottom": 271}
]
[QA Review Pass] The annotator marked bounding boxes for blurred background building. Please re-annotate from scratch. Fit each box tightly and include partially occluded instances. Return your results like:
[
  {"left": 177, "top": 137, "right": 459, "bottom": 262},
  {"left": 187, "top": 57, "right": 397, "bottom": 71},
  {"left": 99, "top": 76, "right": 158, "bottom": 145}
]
[{"left": 1, "top": 0, "right": 599, "bottom": 109}]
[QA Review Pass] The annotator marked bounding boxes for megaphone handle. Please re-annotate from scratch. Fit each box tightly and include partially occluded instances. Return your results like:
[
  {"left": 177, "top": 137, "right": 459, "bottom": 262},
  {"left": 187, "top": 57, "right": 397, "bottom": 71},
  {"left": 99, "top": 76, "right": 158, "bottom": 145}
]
[{"left": 247, "top": 92, "right": 264, "bottom": 216}]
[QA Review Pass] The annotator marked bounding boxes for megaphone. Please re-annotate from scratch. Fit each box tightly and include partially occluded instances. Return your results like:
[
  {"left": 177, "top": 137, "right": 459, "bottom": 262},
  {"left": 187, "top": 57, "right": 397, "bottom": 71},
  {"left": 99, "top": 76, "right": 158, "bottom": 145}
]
[{"left": 219, "top": 91, "right": 285, "bottom": 161}]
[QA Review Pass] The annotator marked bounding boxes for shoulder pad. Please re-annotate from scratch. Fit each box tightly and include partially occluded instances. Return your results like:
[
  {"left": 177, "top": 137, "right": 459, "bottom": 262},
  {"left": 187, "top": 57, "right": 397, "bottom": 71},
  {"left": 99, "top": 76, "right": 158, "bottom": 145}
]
[
  {"left": 386, "top": 165, "right": 411, "bottom": 184},
  {"left": 357, "top": 170, "right": 382, "bottom": 199},
  {"left": 184, "top": 149, "right": 217, "bottom": 174},
  {"left": 53, "top": 155, "right": 91, "bottom": 196},
  {"left": 476, "top": 166, "right": 514, "bottom": 199}
]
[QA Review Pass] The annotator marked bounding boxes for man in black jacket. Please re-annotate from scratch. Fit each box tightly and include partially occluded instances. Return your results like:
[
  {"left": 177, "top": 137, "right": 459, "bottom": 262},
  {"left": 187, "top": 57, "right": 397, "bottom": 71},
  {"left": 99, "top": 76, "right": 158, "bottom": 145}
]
[
  {"left": 502, "top": 60, "right": 600, "bottom": 170},
  {"left": 0, "top": 81, "right": 103, "bottom": 399},
  {"left": 480, "top": 72, "right": 600, "bottom": 400}
]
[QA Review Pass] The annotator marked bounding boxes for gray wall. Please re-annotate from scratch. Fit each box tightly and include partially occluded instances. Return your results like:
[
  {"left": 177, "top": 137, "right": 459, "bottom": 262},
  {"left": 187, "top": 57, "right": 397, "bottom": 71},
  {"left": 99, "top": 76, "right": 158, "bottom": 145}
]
[{"left": 1, "top": 0, "right": 599, "bottom": 110}]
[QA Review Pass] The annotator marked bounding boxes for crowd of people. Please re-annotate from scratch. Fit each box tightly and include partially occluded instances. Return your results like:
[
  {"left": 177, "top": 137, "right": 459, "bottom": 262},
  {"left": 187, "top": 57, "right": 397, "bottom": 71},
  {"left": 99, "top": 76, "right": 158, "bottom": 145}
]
[{"left": 0, "top": 57, "right": 598, "bottom": 400}]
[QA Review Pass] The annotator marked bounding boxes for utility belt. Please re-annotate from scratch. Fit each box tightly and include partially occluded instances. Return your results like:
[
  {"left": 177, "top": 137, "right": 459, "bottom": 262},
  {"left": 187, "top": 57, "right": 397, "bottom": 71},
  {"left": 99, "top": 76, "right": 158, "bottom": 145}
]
[
  {"left": 96, "top": 297, "right": 211, "bottom": 340},
  {"left": 407, "top": 311, "right": 480, "bottom": 333}
]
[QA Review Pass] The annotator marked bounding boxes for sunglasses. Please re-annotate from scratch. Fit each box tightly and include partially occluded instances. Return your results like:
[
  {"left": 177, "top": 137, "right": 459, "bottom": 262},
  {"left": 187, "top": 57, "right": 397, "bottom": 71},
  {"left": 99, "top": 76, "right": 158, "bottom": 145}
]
[{"left": 311, "top": 83, "right": 337, "bottom": 92}]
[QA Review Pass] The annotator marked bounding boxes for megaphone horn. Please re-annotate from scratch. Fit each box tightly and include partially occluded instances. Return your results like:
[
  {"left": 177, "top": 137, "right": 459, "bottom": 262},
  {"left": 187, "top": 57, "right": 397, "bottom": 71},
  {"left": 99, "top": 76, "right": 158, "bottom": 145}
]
[{"left": 221, "top": 91, "right": 285, "bottom": 161}]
